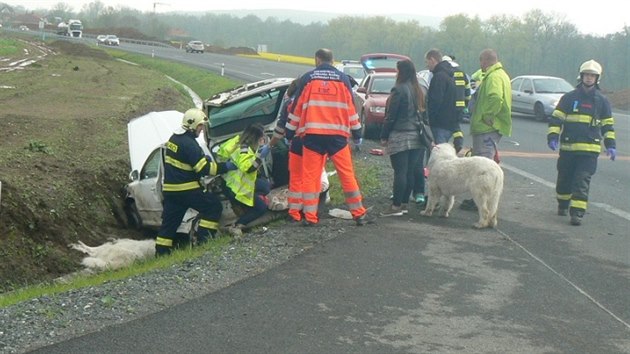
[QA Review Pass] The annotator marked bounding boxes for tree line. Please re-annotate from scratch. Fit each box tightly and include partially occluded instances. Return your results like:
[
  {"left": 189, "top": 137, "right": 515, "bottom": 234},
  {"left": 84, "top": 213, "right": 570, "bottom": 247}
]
[{"left": 8, "top": 2, "right": 630, "bottom": 90}]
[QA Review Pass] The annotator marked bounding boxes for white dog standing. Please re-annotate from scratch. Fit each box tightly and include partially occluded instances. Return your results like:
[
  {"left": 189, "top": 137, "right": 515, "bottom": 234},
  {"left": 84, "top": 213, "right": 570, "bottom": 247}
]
[{"left": 421, "top": 143, "right": 504, "bottom": 228}]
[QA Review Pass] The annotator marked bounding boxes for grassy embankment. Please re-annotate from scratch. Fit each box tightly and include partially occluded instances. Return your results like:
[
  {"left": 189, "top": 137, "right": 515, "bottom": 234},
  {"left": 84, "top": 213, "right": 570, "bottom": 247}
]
[{"left": 0, "top": 43, "right": 380, "bottom": 307}]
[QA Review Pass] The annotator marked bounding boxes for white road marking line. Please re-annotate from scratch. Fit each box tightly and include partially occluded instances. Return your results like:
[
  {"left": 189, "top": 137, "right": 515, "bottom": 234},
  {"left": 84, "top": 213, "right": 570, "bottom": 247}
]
[
  {"left": 502, "top": 163, "right": 630, "bottom": 221},
  {"left": 496, "top": 228, "right": 630, "bottom": 330}
]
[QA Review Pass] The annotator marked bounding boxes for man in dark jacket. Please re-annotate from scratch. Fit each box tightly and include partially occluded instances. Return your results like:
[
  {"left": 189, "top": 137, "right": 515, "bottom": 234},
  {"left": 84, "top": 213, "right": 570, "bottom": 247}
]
[
  {"left": 425, "top": 49, "right": 462, "bottom": 151},
  {"left": 547, "top": 59, "right": 616, "bottom": 226},
  {"left": 156, "top": 108, "right": 236, "bottom": 256}
]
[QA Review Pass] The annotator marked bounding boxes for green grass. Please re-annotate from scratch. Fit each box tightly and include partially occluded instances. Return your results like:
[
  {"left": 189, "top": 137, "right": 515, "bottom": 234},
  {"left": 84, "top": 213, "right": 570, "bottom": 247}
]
[
  {"left": 0, "top": 237, "right": 232, "bottom": 308},
  {"left": 327, "top": 157, "right": 381, "bottom": 205},
  {"left": 108, "top": 49, "right": 239, "bottom": 99},
  {"left": 0, "top": 38, "right": 20, "bottom": 55}
]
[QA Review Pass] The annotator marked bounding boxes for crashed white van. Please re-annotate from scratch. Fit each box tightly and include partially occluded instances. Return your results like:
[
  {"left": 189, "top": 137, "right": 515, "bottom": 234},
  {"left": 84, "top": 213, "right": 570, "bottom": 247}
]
[{"left": 122, "top": 78, "right": 295, "bottom": 235}]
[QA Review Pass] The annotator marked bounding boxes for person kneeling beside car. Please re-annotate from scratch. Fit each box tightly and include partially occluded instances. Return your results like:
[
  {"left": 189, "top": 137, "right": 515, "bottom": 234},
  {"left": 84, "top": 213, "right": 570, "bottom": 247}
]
[
  {"left": 217, "top": 123, "right": 272, "bottom": 238},
  {"left": 156, "top": 108, "right": 237, "bottom": 256}
]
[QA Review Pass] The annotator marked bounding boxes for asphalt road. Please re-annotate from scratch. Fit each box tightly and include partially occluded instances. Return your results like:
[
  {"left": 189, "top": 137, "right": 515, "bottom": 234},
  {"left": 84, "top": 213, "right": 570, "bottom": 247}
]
[
  {"left": 33, "top": 43, "right": 630, "bottom": 353},
  {"left": 33, "top": 153, "right": 630, "bottom": 352}
]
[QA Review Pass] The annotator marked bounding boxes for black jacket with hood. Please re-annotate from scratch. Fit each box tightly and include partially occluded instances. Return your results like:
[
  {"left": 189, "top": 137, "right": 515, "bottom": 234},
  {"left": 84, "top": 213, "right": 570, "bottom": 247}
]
[{"left": 427, "top": 60, "right": 459, "bottom": 131}]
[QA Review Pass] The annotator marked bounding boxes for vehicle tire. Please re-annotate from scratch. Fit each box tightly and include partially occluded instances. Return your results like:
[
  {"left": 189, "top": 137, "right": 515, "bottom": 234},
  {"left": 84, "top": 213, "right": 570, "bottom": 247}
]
[
  {"left": 124, "top": 200, "right": 143, "bottom": 230},
  {"left": 534, "top": 102, "right": 547, "bottom": 122}
]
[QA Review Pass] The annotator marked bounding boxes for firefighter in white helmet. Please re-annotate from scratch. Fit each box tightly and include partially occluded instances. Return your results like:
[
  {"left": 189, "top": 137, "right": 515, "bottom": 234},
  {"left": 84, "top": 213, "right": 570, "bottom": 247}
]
[
  {"left": 547, "top": 60, "right": 616, "bottom": 226},
  {"left": 156, "top": 108, "right": 237, "bottom": 256}
]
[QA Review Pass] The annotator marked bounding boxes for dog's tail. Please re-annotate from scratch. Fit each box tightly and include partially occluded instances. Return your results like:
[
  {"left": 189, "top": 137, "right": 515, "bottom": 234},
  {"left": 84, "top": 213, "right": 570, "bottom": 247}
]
[{"left": 487, "top": 166, "right": 505, "bottom": 227}]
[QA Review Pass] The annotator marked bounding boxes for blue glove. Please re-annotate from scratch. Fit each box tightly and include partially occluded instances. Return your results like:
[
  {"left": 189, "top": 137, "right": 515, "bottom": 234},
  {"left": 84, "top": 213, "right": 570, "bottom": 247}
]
[
  {"left": 548, "top": 137, "right": 558, "bottom": 151},
  {"left": 353, "top": 137, "right": 362, "bottom": 146},
  {"left": 225, "top": 161, "right": 237, "bottom": 171},
  {"left": 259, "top": 144, "right": 271, "bottom": 159},
  {"left": 606, "top": 148, "right": 616, "bottom": 161}
]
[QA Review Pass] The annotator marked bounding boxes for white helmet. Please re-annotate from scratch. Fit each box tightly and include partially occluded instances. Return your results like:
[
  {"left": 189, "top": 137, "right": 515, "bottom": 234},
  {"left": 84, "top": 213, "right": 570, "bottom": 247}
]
[
  {"left": 182, "top": 108, "right": 207, "bottom": 130},
  {"left": 579, "top": 59, "right": 602, "bottom": 76}
]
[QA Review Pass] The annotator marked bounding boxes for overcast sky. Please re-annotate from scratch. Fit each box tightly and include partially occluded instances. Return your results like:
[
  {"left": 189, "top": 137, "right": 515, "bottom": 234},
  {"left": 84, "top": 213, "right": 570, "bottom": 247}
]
[{"left": 5, "top": 0, "right": 626, "bottom": 36}]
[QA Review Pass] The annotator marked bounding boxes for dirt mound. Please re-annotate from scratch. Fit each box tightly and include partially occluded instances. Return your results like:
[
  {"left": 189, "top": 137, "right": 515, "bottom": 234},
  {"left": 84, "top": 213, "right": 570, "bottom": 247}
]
[{"left": 49, "top": 40, "right": 112, "bottom": 60}]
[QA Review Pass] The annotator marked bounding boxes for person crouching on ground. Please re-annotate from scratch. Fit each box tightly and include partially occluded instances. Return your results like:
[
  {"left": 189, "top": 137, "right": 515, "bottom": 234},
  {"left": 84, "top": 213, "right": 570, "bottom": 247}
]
[
  {"left": 156, "top": 108, "right": 237, "bottom": 256},
  {"left": 218, "top": 123, "right": 272, "bottom": 237}
]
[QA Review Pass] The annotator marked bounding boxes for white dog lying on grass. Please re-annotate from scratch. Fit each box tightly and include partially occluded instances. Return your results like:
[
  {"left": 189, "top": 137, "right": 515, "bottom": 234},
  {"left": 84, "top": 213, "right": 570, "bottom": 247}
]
[
  {"left": 69, "top": 239, "right": 155, "bottom": 270},
  {"left": 421, "top": 143, "right": 504, "bottom": 228}
]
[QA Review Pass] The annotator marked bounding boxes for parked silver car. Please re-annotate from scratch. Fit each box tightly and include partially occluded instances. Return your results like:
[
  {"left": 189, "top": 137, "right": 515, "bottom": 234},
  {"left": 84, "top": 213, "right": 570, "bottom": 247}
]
[
  {"left": 511, "top": 75, "right": 574, "bottom": 121},
  {"left": 122, "top": 78, "right": 294, "bottom": 234}
]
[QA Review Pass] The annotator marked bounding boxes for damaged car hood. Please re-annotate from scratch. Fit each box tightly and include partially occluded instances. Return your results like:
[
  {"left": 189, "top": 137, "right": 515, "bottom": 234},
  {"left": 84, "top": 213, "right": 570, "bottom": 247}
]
[{"left": 127, "top": 110, "right": 208, "bottom": 172}]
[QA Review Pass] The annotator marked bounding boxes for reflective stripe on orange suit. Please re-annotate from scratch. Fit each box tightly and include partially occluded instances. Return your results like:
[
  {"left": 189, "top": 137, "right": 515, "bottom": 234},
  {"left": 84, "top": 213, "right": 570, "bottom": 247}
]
[
  {"left": 289, "top": 64, "right": 365, "bottom": 224},
  {"left": 287, "top": 147, "right": 303, "bottom": 221},
  {"left": 287, "top": 68, "right": 361, "bottom": 139},
  {"left": 302, "top": 142, "right": 365, "bottom": 223}
]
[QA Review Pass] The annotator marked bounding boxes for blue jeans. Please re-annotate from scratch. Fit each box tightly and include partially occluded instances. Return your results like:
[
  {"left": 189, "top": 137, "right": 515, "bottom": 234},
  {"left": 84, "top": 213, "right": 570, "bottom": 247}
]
[{"left": 431, "top": 127, "right": 453, "bottom": 144}]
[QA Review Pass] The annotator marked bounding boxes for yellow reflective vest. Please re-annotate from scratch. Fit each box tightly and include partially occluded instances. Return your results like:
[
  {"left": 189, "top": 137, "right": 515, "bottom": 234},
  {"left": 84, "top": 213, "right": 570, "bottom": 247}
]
[{"left": 217, "top": 135, "right": 258, "bottom": 206}]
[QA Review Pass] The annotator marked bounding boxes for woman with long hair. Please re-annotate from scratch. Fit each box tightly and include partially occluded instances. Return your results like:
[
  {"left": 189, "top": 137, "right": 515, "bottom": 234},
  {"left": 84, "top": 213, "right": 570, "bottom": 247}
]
[
  {"left": 379, "top": 59, "right": 427, "bottom": 216},
  {"left": 217, "top": 123, "right": 272, "bottom": 237}
]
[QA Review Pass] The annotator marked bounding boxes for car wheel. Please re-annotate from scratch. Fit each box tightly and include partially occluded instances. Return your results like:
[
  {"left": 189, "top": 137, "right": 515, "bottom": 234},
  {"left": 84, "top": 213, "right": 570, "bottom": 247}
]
[
  {"left": 534, "top": 102, "right": 546, "bottom": 122},
  {"left": 124, "top": 200, "right": 143, "bottom": 230}
]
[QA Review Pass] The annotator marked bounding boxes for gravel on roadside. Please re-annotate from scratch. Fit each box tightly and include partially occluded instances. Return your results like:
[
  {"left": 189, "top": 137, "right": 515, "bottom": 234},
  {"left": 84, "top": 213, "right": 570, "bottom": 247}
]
[{"left": 0, "top": 140, "right": 394, "bottom": 354}]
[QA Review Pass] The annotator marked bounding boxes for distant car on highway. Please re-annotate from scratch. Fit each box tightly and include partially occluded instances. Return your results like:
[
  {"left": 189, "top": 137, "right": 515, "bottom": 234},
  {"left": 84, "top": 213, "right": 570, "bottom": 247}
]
[
  {"left": 97, "top": 35, "right": 119, "bottom": 46},
  {"left": 335, "top": 60, "right": 366, "bottom": 83},
  {"left": 511, "top": 75, "right": 574, "bottom": 121},
  {"left": 185, "top": 40, "right": 204, "bottom": 53},
  {"left": 353, "top": 53, "right": 410, "bottom": 138},
  {"left": 103, "top": 35, "right": 120, "bottom": 46},
  {"left": 19, "top": 25, "right": 29, "bottom": 31}
]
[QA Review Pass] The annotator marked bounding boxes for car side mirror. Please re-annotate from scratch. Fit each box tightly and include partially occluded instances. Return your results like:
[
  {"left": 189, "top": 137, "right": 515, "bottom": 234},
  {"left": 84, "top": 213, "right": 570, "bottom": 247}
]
[
  {"left": 356, "top": 87, "right": 367, "bottom": 94},
  {"left": 129, "top": 170, "right": 139, "bottom": 181},
  {"left": 524, "top": 89, "right": 533, "bottom": 94}
]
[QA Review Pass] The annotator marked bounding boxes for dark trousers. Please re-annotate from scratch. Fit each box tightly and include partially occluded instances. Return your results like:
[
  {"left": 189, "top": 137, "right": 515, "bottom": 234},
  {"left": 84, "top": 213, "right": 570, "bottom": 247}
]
[
  {"left": 390, "top": 148, "right": 422, "bottom": 206},
  {"left": 225, "top": 178, "right": 271, "bottom": 226},
  {"left": 556, "top": 153, "right": 598, "bottom": 216},
  {"left": 412, "top": 147, "right": 426, "bottom": 196},
  {"left": 158, "top": 189, "right": 223, "bottom": 250}
]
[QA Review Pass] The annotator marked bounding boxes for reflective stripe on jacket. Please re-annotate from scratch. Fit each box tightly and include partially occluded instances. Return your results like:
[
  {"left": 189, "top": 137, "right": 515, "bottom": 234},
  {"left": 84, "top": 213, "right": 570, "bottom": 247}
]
[
  {"left": 548, "top": 86, "right": 615, "bottom": 154},
  {"left": 162, "top": 131, "right": 218, "bottom": 192},
  {"left": 287, "top": 64, "right": 360, "bottom": 138},
  {"left": 217, "top": 135, "right": 258, "bottom": 206}
]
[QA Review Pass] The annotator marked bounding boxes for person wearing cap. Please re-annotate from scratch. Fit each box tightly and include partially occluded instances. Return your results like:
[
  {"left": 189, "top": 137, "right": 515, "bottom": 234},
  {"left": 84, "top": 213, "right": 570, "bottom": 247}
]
[
  {"left": 444, "top": 54, "right": 472, "bottom": 124},
  {"left": 547, "top": 59, "right": 616, "bottom": 226},
  {"left": 155, "top": 108, "right": 237, "bottom": 256}
]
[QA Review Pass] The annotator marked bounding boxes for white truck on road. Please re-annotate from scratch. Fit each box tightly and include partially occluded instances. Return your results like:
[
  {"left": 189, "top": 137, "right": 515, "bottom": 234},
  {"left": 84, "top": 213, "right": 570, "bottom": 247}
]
[{"left": 57, "top": 19, "right": 83, "bottom": 38}]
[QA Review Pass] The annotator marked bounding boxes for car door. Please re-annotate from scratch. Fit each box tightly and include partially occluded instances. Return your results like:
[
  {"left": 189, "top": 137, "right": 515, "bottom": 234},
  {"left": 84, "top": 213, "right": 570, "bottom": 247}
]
[
  {"left": 126, "top": 147, "right": 164, "bottom": 228},
  {"left": 511, "top": 77, "right": 525, "bottom": 113},
  {"left": 518, "top": 78, "right": 537, "bottom": 115},
  {"left": 353, "top": 74, "right": 371, "bottom": 113}
]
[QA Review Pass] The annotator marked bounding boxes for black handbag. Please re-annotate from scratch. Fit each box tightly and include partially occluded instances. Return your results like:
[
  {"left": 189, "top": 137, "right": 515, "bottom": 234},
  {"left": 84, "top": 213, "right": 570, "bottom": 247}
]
[
  {"left": 410, "top": 93, "right": 434, "bottom": 148},
  {"left": 415, "top": 113, "right": 433, "bottom": 148}
]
